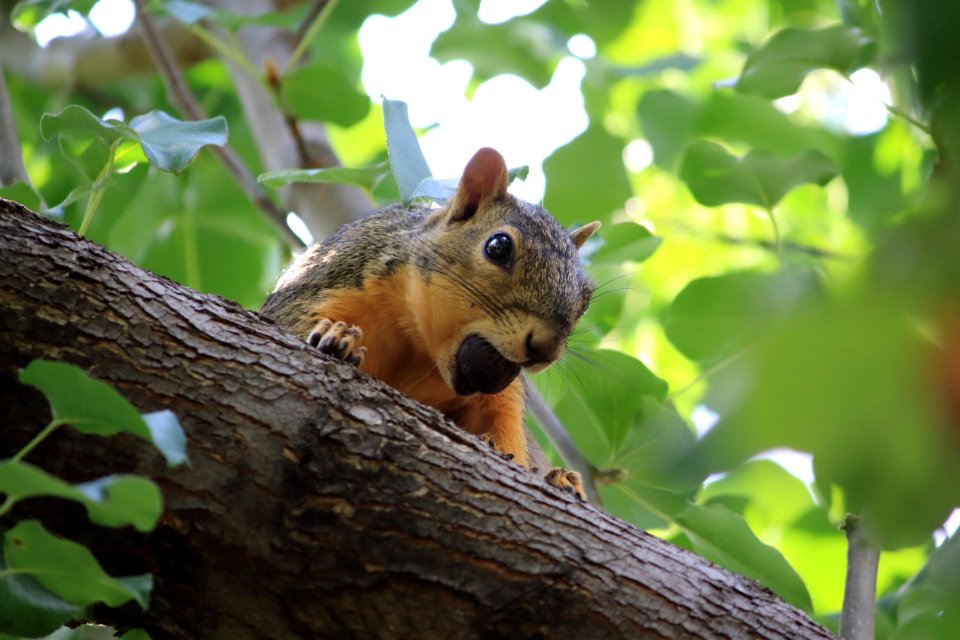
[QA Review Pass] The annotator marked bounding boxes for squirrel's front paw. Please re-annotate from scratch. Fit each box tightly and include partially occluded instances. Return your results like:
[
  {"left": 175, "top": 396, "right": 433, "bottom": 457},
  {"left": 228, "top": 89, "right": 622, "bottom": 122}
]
[
  {"left": 545, "top": 468, "right": 586, "bottom": 501},
  {"left": 307, "top": 319, "right": 366, "bottom": 367}
]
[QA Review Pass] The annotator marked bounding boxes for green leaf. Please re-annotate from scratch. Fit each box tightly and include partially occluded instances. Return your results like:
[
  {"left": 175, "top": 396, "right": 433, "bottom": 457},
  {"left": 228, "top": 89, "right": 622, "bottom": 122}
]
[
  {"left": 0, "top": 550, "right": 83, "bottom": 637},
  {"left": 431, "top": 12, "right": 558, "bottom": 88},
  {"left": 39, "top": 106, "right": 225, "bottom": 176},
  {"left": 679, "top": 140, "right": 838, "bottom": 209},
  {"left": 40, "top": 105, "right": 134, "bottom": 147},
  {"left": 543, "top": 126, "right": 631, "bottom": 227},
  {"left": 0, "top": 461, "right": 162, "bottom": 531},
  {"left": 737, "top": 24, "right": 877, "bottom": 99},
  {"left": 592, "top": 222, "right": 661, "bottom": 265},
  {"left": 675, "top": 503, "right": 813, "bottom": 611},
  {"left": 3, "top": 521, "right": 152, "bottom": 608},
  {"left": 382, "top": 99, "right": 433, "bottom": 204},
  {"left": 128, "top": 111, "right": 228, "bottom": 175},
  {"left": 18, "top": 360, "right": 187, "bottom": 466},
  {"left": 259, "top": 162, "right": 391, "bottom": 190},
  {"left": 0, "top": 182, "right": 42, "bottom": 211},
  {"left": 663, "top": 270, "right": 815, "bottom": 364},
  {"left": 281, "top": 64, "right": 370, "bottom": 128}
]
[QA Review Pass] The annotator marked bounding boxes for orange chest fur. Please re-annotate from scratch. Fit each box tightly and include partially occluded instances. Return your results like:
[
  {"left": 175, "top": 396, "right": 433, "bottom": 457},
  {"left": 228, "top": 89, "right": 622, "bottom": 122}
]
[{"left": 309, "top": 271, "right": 529, "bottom": 466}]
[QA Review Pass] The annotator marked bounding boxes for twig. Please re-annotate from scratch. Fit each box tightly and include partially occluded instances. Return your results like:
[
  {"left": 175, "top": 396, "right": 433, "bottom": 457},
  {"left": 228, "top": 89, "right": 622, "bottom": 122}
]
[
  {"left": 524, "top": 381, "right": 602, "bottom": 506},
  {"left": 0, "top": 62, "right": 31, "bottom": 188},
  {"left": 132, "top": 0, "right": 304, "bottom": 250},
  {"left": 840, "top": 513, "right": 880, "bottom": 640},
  {"left": 288, "top": 0, "right": 340, "bottom": 73}
]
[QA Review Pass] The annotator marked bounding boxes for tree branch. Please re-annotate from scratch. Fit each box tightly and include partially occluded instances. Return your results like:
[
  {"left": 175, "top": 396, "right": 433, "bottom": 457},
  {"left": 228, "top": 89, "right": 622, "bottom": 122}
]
[
  {"left": 840, "top": 514, "right": 880, "bottom": 640},
  {"left": 0, "top": 199, "right": 835, "bottom": 640},
  {"left": 0, "top": 63, "right": 30, "bottom": 188}
]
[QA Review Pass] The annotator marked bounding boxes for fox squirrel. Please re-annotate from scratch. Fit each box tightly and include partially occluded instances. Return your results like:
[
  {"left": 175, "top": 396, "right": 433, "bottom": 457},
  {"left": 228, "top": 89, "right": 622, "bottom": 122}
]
[{"left": 261, "top": 147, "right": 599, "bottom": 498}]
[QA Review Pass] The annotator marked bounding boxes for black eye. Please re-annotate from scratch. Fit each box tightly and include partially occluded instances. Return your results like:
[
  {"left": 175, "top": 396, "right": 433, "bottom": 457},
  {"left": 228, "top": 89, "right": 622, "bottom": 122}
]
[{"left": 484, "top": 233, "right": 513, "bottom": 266}]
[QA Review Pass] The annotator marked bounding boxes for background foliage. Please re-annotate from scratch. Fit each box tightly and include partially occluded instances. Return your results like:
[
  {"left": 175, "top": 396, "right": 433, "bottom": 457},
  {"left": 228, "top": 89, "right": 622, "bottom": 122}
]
[{"left": 3, "top": 0, "right": 960, "bottom": 636}]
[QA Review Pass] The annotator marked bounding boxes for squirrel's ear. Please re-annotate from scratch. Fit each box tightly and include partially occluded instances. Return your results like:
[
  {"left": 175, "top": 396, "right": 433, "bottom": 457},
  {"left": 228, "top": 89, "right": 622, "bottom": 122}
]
[
  {"left": 570, "top": 221, "right": 601, "bottom": 249},
  {"left": 448, "top": 147, "right": 509, "bottom": 223}
]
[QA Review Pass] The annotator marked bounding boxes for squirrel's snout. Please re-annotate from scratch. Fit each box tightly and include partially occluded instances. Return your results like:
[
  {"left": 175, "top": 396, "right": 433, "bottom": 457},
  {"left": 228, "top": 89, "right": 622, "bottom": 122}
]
[{"left": 523, "top": 330, "right": 564, "bottom": 369}]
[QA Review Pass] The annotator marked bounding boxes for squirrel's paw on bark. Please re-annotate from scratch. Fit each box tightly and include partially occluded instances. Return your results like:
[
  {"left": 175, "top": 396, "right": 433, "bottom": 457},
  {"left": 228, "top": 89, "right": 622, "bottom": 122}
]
[
  {"left": 307, "top": 319, "right": 366, "bottom": 367},
  {"left": 480, "top": 434, "right": 515, "bottom": 461},
  {"left": 545, "top": 468, "right": 586, "bottom": 501}
]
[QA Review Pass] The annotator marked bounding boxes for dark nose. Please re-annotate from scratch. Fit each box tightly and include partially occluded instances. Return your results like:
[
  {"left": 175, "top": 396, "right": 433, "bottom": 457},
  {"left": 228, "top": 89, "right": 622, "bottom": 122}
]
[{"left": 525, "top": 331, "right": 558, "bottom": 365}]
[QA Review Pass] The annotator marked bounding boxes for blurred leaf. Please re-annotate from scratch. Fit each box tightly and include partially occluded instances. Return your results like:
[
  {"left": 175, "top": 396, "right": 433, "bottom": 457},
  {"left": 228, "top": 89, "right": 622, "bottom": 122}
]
[
  {"left": 128, "top": 111, "right": 227, "bottom": 175},
  {"left": 432, "top": 9, "right": 558, "bottom": 88},
  {"left": 700, "top": 459, "right": 814, "bottom": 527},
  {"left": 639, "top": 90, "right": 841, "bottom": 170},
  {"left": 592, "top": 222, "right": 661, "bottom": 264},
  {"left": 0, "top": 550, "right": 82, "bottom": 637},
  {"left": 698, "top": 293, "right": 960, "bottom": 548},
  {"left": 0, "top": 183, "right": 42, "bottom": 210},
  {"left": 382, "top": 99, "right": 433, "bottom": 204},
  {"left": 3, "top": 521, "right": 151, "bottom": 608},
  {"left": 675, "top": 503, "right": 813, "bottom": 611},
  {"left": 664, "top": 270, "right": 815, "bottom": 365},
  {"left": 679, "top": 141, "right": 838, "bottom": 209},
  {"left": 737, "top": 25, "right": 877, "bottom": 98},
  {"left": 543, "top": 126, "right": 631, "bottom": 227},
  {"left": 0, "top": 461, "right": 162, "bottom": 531},
  {"left": 637, "top": 90, "right": 700, "bottom": 169},
  {"left": 19, "top": 360, "right": 187, "bottom": 466},
  {"left": 119, "top": 154, "right": 281, "bottom": 307},
  {"left": 280, "top": 64, "right": 370, "bottom": 127}
]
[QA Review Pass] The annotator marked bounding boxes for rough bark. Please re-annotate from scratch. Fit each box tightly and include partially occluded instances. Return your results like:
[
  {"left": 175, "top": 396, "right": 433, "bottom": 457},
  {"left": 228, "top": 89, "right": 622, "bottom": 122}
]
[{"left": 0, "top": 199, "right": 835, "bottom": 640}]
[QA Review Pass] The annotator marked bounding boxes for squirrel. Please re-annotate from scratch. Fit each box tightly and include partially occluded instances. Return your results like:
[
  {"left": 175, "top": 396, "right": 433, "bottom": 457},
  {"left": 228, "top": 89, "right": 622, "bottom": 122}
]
[{"left": 261, "top": 147, "right": 600, "bottom": 499}]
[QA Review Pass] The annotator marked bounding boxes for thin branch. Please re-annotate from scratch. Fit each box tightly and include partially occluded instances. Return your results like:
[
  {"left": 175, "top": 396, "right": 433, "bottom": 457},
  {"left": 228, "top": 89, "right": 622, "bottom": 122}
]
[
  {"left": 0, "top": 62, "right": 31, "bottom": 188},
  {"left": 132, "top": 0, "right": 304, "bottom": 250},
  {"left": 525, "top": 380, "right": 602, "bottom": 506},
  {"left": 840, "top": 513, "right": 880, "bottom": 640},
  {"left": 288, "top": 0, "right": 340, "bottom": 72}
]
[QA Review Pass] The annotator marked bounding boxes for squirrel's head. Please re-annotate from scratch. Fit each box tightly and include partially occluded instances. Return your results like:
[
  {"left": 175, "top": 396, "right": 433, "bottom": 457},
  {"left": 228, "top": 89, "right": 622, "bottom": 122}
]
[{"left": 413, "top": 147, "right": 600, "bottom": 396}]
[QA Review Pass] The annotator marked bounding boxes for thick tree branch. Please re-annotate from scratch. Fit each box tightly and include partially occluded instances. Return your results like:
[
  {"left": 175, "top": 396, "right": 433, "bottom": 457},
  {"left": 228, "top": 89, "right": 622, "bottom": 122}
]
[{"left": 0, "top": 199, "right": 835, "bottom": 640}]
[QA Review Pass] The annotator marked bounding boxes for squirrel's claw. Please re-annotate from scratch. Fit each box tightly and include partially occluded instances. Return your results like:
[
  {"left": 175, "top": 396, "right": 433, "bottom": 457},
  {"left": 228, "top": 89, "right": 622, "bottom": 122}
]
[
  {"left": 307, "top": 319, "right": 365, "bottom": 367},
  {"left": 545, "top": 468, "right": 586, "bottom": 501}
]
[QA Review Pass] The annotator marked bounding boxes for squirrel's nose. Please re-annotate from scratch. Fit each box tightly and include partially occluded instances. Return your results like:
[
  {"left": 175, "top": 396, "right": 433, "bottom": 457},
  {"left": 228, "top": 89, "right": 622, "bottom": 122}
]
[{"left": 525, "top": 331, "right": 560, "bottom": 365}]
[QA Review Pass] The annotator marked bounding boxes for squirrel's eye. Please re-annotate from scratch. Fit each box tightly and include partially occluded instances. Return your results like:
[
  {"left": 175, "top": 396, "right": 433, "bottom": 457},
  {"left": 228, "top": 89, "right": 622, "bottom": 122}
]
[{"left": 484, "top": 233, "right": 513, "bottom": 266}]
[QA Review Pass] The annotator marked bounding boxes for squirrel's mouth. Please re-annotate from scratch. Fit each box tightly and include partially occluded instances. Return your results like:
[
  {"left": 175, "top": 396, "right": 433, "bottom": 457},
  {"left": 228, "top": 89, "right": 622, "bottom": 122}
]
[{"left": 451, "top": 335, "right": 521, "bottom": 395}]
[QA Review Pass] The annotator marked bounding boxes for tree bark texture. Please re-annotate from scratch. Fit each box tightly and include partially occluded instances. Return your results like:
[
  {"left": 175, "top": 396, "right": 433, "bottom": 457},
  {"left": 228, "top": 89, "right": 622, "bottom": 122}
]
[{"left": 0, "top": 200, "right": 835, "bottom": 640}]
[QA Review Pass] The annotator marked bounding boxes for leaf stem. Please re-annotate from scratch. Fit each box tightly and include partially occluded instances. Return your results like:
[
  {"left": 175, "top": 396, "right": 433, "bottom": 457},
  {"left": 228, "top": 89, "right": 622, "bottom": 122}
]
[
  {"left": 287, "top": 0, "right": 341, "bottom": 73},
  {"left": 77, "top": 140, "right": 119, "bottom": 236},
  {"left": 12, "top": 419, "right": 65, "bottom": 463},
  {"left": 0, "top": 495, "right": 14, "bottom": 517},
  {"left": 766, "top": 206, "right": 783, "bottom": 259}
]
